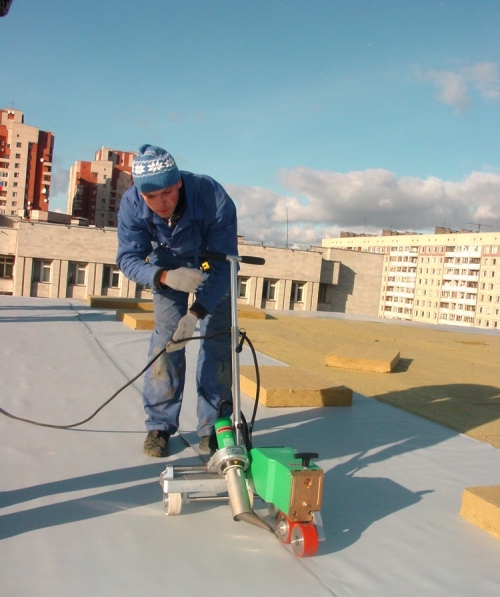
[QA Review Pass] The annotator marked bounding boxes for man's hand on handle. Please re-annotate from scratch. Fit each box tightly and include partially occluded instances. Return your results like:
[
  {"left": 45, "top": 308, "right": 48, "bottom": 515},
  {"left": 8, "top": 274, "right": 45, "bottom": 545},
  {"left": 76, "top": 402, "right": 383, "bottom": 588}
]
[{"left": 160, "top": 267, "right": 204, "bottom": 293}]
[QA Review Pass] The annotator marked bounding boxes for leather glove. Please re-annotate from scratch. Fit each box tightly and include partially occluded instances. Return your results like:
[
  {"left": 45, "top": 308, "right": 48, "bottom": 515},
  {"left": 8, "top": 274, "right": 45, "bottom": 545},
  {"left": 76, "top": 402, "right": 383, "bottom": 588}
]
[
  {"left": 165, "top": 268, "right": 205, "bottom": 293},
  {"left": 166, "top": 312, "right": 198, "bottom": 353}
]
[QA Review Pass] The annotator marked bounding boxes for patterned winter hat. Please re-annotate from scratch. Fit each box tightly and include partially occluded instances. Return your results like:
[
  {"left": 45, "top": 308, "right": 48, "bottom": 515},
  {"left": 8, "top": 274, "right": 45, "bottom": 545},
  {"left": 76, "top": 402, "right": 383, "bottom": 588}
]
[{"left": 132, "top": 145, "right": 180, "bottom": 193}]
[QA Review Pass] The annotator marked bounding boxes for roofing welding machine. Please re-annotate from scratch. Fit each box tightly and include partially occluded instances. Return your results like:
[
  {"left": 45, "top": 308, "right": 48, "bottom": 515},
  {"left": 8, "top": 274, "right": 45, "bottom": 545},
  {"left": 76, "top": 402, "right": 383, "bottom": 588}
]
[{"left": 159, "top": 252, "right": 325, "bottom": 557}]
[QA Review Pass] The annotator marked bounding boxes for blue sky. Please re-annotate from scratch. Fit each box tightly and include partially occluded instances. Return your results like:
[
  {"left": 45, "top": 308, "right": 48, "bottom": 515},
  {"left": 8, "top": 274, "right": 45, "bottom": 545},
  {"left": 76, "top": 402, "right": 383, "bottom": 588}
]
[{"left": 2, "top": 0, "right": 499, "bottom": 244}]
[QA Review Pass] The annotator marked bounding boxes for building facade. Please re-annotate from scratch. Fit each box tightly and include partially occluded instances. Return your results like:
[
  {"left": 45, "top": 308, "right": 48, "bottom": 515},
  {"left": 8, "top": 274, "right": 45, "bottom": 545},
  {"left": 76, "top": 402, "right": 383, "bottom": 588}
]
[
  {"left": 67, "top": 147, "right": 135, "bottom": 228},
  {"left": 0, "top": 108, "right": 54, "bottom": 218},
  {"left": 322, "top": 229, "right": 500, "bottom": 330},
  {"left": 0, "top": 214, "right": 383, "bottom": 317}
]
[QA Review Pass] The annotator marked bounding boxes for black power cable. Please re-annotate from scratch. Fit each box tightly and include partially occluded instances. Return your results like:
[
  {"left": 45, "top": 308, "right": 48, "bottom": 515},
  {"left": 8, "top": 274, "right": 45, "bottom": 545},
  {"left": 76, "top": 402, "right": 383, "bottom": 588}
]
[{"left": 0, "top": 330, "right": 261, "bottom": 432}]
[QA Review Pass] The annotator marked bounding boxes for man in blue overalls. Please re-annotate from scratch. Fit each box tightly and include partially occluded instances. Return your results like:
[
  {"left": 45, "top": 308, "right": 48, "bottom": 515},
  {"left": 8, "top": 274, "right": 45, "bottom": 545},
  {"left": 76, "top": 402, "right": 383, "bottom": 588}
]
[{"left": 117, "top": 145, "right": 237, "bottom": 457}]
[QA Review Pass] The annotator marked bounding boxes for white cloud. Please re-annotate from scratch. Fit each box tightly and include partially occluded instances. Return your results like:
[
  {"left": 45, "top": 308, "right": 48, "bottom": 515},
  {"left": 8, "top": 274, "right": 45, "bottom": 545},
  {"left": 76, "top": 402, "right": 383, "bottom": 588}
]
[
  {"left": 417, "top": 62, "right": 500, "bottom": 112},
  {"left": 226, "top": 167, "right": 500, "bottom": 245},
  {"left": 464, "top": 62, "right": 500, "bottom": 101},
  {"left": 50, "top": 158, "right": 70, "bottom": 197}
]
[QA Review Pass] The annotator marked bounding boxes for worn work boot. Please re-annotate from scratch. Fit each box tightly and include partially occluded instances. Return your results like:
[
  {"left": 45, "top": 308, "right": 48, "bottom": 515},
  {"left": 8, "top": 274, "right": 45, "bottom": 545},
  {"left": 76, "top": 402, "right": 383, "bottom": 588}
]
[
  {"left": 143, "top": 430, "right": 169, "bottom": 457},
  {"left": 199, "top": 432, "right": 218, "bottom": 455}
]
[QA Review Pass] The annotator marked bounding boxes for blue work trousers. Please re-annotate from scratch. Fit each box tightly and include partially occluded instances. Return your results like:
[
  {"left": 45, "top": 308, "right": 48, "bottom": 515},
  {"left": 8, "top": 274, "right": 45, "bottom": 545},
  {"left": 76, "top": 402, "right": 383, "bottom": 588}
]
[{"left": 143, "top": 288, "right": 232, "bottom": 437}]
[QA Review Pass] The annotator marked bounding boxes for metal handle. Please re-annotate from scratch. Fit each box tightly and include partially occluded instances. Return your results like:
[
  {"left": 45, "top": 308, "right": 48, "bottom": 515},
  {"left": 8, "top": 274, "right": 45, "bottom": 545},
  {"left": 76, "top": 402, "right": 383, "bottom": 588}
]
[{"left": 199, "top": 251, "right": 265, "bottom": 266}]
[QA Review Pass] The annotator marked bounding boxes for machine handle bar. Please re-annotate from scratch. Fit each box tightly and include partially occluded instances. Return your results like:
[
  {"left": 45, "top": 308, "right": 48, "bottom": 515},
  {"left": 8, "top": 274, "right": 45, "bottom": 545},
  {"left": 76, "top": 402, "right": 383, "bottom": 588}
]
[{"left": 200, "top": 251, "right": 265, "bottom": 266}]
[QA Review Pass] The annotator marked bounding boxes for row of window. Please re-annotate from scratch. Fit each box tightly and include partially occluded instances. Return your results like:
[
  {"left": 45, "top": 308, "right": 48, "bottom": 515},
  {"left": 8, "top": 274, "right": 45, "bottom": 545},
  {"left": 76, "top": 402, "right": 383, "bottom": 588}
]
[
  {"left": 0, "top": 181, "right": 23, "bottom": 188},
  {"left": 31, "top": 260, "right": 120, "bottom": 288},
  {"left": 2, "top": 259, "right": 309, "bottom": 302},
  {"left": 383, "top": 305, "right": 498, "bottom": 327},
  {"left": 238, "top": 278, "right": 305, "bottom": 302},
  {"left": 4, "top": 162, "right": 22, "bottom": 168},
  {"left": 355, "top": 244, "right": 499, "bottom": 256}
]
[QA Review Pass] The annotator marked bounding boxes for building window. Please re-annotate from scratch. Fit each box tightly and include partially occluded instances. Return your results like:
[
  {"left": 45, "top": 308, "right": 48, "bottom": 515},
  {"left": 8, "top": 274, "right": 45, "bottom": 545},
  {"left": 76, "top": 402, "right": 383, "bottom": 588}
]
[
  {"left": 0, "top": 255, "right": 14, "bottom": 279},
  {"left": 291, "top": 281, "right": 305, "bottom": 302},
  {"left": 102, "top": 265, "right": 120, "bottom": 288},
  {"left": 237, "top": 276, "right": 249, "bottom": 298},
  {"left": 262, "top": 279, "right": 277, "bottom": 300},
  {"left": 318, "top": 283, "right": 328, "bottom": 303},
  {"left": 32, "top": 259, "right": 52, "bottom": 283},
  {"left": 68, "top": 262, "right": 87, "bottom": 286}
]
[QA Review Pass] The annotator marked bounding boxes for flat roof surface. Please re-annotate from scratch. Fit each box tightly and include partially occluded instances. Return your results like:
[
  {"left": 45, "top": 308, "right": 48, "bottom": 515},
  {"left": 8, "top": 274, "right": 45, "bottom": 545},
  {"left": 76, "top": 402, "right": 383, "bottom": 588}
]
[
  {"left": 1, "top": 296, "right": 500, "bottom": 597},
  {"left": 239, "top": 309, "right": 500, "bottom": 448}
]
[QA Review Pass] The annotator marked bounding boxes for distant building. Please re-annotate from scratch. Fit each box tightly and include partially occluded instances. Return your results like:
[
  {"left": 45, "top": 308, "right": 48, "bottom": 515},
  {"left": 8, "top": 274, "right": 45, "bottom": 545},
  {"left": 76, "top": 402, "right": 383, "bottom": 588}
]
[
  {"left": 0, "top": 214, "right": 383, "bottom": 317},
  {"left": 67, "top": 147, "right": 135, "bottom": 228},
  {"left": 322, "top": 227, "right": 500, "bottom": 330},
  {"left": 0, "top": 108, "right": 54, "bottom": 217}
]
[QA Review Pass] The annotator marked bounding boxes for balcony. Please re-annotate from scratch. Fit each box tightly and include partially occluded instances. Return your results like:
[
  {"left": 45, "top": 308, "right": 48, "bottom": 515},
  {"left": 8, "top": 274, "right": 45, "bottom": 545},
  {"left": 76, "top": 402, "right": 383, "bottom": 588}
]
[
  {"left": 439, "top": 304, "right": 476, "bottom": 315},
  {"left": 438, "top": 316, "right": 474, "bottom": 327},
  {"left": 385, "top": 290, "right": 415, "bottom": 299},
  {"left": 445, "top": 250, "right": 481, "bottom": 259},
  {"left": 442, "top": 272, "right": 479, "bottom": 282}
]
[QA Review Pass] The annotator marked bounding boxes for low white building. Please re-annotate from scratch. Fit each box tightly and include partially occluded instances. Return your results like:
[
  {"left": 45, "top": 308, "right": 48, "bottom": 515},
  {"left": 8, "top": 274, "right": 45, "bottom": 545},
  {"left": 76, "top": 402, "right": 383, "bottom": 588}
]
[{"left": 0, "top": 213, "right": 383, "bottom": 317}]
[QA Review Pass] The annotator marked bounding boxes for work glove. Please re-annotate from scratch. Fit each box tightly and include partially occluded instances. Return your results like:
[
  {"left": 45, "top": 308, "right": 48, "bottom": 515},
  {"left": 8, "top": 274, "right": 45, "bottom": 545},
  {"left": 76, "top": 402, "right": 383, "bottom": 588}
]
[
  {"left": 165, "top": 267, "right": 205, "bottom": 293},
  {"left": 166, "top": 312, "right": 198, "bottom": 353}
]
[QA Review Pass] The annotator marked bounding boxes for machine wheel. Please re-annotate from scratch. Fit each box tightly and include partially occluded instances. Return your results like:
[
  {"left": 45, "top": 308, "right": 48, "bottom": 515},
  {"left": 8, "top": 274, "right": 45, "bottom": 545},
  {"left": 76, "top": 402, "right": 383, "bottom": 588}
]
[
  {"left": 163, "top": 492, "right": 182, "bottom": 516},
  {"left": 276, "top": 512, "right": 293, "bottom": 544},
  {"left": 290, "top": 522, "right": 319, "bottom": 557}
]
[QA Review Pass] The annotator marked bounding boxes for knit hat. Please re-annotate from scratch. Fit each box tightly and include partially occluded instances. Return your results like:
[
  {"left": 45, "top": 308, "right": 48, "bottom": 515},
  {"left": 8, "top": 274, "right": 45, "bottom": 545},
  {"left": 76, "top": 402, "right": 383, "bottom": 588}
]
[{"left": 132, "top": 145, "right": 180, "bottom": 193}]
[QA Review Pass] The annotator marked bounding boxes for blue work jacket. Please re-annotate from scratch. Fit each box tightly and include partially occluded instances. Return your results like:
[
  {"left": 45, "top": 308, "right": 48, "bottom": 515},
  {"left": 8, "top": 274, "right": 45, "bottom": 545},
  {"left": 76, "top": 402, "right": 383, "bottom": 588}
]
[{"left": 116, "top": 171, "right": 238, "bottom": 315}]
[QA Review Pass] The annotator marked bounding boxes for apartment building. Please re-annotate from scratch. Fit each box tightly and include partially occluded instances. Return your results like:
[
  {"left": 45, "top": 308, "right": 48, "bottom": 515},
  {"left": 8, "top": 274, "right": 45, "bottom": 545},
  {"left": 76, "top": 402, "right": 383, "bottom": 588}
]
[
  {"left": 0, "top": 213, "right": 383, "bottom": 317},
  {"left": 67, "top": 147, "right": 135, "bottom": 227},
  {"left": 322, "top": 228, "right": 500, "bottom": 329},
  {"left": 0, "top": 108, "right": 54, "bottom": 217}
]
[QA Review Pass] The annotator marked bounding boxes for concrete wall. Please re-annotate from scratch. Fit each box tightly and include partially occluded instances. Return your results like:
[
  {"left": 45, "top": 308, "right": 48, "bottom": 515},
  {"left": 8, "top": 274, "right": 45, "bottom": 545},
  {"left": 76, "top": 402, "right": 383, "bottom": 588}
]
[
  {"left": 320, "top": 247, "right": 384, "bottom": 316},
  {"left": 236, "top": 244, "right": 322, "bottom": 310},
  {"left": 2, "top": 219, "right": 383, "bottom": 317},
  {"left": 237, "top": 243, "right": 382, "bottom": 316},
  {"left": 13, "top": 221, "right": 131, "bottom": 299},
  {"left": 16, "top": 221, "right": 118, "bottom": 263},
  {"left": 0, "top": 226, "right": 16, "bottom": 254}
]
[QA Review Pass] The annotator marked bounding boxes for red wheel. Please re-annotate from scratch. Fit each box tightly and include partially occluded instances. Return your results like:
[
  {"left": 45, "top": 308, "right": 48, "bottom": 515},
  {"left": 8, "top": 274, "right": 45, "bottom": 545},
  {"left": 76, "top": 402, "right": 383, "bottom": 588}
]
[
  {"left": 276, "top": 512, "right": 293, "bottom": 544},
  {"left": 290, "top": 522, "right": 319, "bottom": 557}
]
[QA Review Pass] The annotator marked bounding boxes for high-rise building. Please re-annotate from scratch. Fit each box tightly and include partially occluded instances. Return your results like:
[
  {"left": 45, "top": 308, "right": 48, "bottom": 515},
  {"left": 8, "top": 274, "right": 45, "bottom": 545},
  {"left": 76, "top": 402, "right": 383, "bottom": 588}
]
[
  {"left": 0, "top": 108, "right": 54, "bottom": 217},
  {"left": 322, "top": 228, "right": 500, "bottom": 330},
  {"left": 67, "top": 147, "right": 135, "bottom": 227}
]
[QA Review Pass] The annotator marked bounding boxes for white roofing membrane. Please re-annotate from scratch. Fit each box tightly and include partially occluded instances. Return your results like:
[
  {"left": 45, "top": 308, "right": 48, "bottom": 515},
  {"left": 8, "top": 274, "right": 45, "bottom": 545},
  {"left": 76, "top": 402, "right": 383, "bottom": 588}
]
[{"left": 1, "top": 296, "right": 500, "bottom": 597}]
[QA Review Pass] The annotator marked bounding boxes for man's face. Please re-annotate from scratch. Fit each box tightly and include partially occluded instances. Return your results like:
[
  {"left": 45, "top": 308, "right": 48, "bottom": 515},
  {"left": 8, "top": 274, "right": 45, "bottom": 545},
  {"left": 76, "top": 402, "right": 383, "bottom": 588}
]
[{"left": 141, "top": 180, "right": 182, "bottom": 219}]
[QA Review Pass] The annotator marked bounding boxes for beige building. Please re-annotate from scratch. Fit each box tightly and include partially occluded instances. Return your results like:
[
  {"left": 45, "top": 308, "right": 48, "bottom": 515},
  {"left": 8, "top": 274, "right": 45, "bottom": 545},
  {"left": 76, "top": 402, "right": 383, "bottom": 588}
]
[
  {"left": 0, "top": 108, "right": 54, "bottom": 218},
  {"left": 322, "top": 229, "right": 500, "bottom": 329},
  {"left": 0, "top": 213, "right": 383, "bottom": 317}
]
